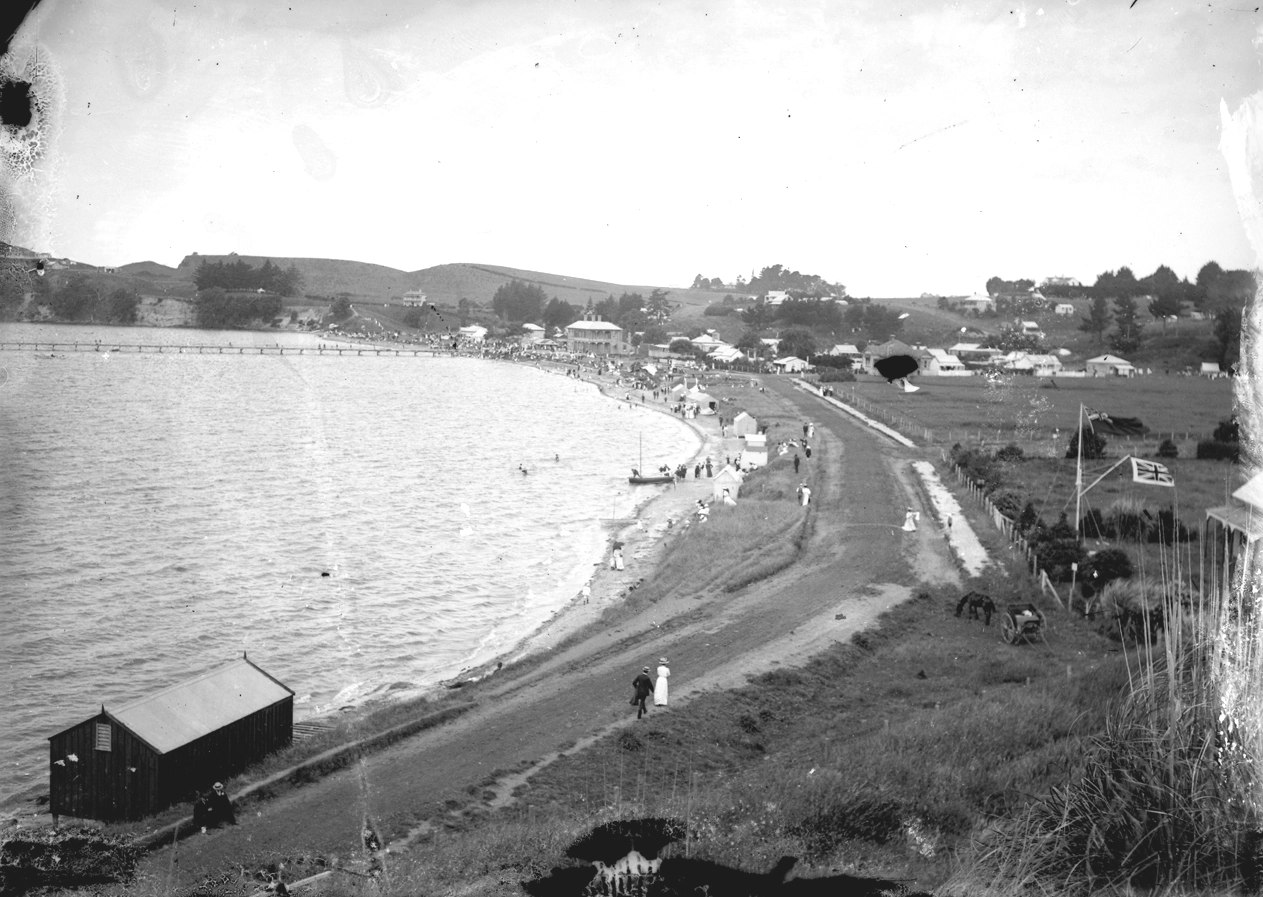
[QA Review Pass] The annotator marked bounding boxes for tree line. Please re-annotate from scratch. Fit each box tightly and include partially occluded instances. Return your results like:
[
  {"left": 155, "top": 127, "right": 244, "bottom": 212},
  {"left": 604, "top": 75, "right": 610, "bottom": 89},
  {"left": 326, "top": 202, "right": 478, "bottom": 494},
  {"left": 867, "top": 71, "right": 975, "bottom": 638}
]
[
  {"left": 692, "top": 263, "right": 843, "bottom": 299},
  {"left": 193, "top": 259, "right": 303, "bottom": 295},
  {"left": 489, "top": 279, "right": 674, "bottom": 344},
  {"left": 989, "top": 262, "right": 1255, "bottom": 317}
]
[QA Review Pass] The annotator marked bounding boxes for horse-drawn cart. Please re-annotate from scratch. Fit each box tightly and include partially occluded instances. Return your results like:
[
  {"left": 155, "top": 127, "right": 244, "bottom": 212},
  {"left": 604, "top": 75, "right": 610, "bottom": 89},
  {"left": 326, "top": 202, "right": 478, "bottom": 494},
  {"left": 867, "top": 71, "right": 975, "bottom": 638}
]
[{"left": 1000, "top": 603, "right": 1046, "bottom": 645}]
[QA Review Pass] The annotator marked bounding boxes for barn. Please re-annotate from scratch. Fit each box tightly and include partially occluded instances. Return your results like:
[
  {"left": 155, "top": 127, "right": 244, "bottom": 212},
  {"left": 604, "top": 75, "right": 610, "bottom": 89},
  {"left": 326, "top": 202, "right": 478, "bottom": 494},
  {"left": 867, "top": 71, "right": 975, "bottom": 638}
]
[{"left": 48, "top": 656, "right": 294, "bottom": 822}]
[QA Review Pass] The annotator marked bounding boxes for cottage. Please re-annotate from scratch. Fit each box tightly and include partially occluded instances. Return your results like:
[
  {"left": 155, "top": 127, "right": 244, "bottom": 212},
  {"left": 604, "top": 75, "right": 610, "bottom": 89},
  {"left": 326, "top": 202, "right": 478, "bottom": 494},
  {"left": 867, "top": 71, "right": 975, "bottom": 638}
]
[
  {"left": 1200, "top": 362, "right": 1223, "bottom": 378},
  {"left": 861, "top": 339, "right": 915, "bottom": 374},
  {"left": 912, "top": 348, "right": 970, "bottom": 376},
  {"left": 948, "top": 343, "right": 1001, "bottom": 369},
  {"left": 1001, "top": 352, "right": 1062, "bottom": 377},
  {"left": 48, "top": 657, "right": 293, "bottom": 822},
  {"left": 771, "top": 356, "right": 809, "bottom": 374},
  {"left": 956, "top": 294, "right": 995, "bottom": 314},
  {"left": 764, "top": 290, "right": 791, "bottom": 306},
  {"left": 520, "top": 323, "right": 545, "bottom": 343},
  {"left": 1085, "top": 354, "right": 1136, "bottom": 377},
  {"left": 402, "top": 290, "right": 427, "bottom": 306},
  {"left": 709, "top": 346, "right": 745, "bottom": 364},
  {"left": 565, "top": 315, "right": 629, "bottom": 356},
  {"left": 712, "top": 466, "right": 743, "bottom": 502},
  {"left": 731, "top": 411, "right": 758, "bottom": 437},
  {"left": 1054, "top": 303, "right": 1075, "bottom": 316},
  {"left": 827, "top": 343, "right": 861, "bottom": 360}
]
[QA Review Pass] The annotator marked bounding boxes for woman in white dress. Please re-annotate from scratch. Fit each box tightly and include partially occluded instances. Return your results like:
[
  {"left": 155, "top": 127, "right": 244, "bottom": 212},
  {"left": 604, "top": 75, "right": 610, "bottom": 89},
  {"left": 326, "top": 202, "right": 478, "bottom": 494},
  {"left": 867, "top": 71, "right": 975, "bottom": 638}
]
[{"left": 654, "top": 658, "right": 670, "bottom": 706}]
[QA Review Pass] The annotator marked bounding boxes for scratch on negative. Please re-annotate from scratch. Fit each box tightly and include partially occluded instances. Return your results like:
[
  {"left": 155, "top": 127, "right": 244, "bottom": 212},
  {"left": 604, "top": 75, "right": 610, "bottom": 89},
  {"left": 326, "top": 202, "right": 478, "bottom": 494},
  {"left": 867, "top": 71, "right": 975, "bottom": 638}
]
[{"left": 896, "top": 120, "right": 967, "bottom": 152}]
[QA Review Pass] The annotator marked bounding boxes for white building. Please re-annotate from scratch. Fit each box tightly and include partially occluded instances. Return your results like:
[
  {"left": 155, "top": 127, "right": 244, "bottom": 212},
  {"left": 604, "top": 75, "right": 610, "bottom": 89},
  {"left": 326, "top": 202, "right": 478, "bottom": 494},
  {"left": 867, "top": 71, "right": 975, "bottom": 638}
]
[{"left": 772, "top": 356, "right": 809, "bottom": 373}]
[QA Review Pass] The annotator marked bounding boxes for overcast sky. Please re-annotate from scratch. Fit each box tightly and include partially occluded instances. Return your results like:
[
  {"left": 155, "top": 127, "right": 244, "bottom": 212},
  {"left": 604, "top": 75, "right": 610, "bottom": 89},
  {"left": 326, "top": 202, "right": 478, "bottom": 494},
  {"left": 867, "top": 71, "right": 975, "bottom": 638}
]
[{"left": 4, "top": 0, "right": 1260, "bottom": 295}]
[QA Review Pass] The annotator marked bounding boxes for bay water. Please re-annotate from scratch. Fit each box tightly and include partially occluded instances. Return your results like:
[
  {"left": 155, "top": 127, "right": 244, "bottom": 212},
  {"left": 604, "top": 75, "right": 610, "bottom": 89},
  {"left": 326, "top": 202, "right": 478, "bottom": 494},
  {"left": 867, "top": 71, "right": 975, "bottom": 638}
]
[{"left": 0, "top": 323, "right": 699, "bottom": 803}]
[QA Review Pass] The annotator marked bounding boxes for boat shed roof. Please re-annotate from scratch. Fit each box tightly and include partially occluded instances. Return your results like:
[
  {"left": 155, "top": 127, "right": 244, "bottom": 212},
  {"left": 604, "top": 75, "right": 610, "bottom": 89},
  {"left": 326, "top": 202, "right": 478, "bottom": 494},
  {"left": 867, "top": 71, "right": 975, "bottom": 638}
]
[
  {"left": 78, "top": 658, "right": 294, "bottom": 754},
  {"left": 1206, "top": 505, "right": 1263, "bottom": 544}
]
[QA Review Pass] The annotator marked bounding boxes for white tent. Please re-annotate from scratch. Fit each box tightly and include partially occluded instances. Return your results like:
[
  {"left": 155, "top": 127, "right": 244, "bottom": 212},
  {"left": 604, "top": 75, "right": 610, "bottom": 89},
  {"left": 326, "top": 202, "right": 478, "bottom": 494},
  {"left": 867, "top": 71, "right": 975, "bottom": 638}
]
[{"left": 732, "top": 411, "right": 758, "bottom": 436}]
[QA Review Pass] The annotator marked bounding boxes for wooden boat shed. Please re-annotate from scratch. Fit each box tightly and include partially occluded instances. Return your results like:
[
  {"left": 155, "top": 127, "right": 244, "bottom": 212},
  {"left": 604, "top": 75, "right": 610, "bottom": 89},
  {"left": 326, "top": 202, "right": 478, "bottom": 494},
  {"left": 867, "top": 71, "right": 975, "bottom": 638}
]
[{"left": 48, "top": 655, "right": 293, "bottom": 822}]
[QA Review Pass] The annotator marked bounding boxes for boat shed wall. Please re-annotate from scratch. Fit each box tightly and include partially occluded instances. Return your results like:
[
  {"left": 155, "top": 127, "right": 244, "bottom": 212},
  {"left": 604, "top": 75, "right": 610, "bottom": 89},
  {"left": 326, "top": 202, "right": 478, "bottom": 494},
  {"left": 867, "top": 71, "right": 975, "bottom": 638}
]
[
  {"left": 49, "top": 698, "right": 293, "bottom": 822},
  {"left": 156, "top": 696, "right": 293, "bottom": 811},
  {"left": 49, "top": 711, "right": 161, "bottom": 822}
]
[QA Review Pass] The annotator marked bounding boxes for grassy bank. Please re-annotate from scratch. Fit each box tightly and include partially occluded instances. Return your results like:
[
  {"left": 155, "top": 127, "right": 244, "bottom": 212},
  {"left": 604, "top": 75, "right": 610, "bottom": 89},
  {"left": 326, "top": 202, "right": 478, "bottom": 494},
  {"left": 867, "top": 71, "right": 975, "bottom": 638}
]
[{"left": 312, "top": 570, "right": 1132, "bottom": 896}]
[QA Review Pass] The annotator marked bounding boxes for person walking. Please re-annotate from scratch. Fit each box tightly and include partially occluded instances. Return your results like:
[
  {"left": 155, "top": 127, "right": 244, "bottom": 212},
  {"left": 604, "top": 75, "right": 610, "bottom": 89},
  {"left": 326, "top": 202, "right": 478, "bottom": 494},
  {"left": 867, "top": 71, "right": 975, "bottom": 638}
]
[
  {"left": 793, "top": 454, "right": 800, "bottom": 474},
  {"left": 654, "top": 658, "right": 670, "bottom": 707},
  {"left": 631, "top": 667, "right": 654, "bottom": 719}
]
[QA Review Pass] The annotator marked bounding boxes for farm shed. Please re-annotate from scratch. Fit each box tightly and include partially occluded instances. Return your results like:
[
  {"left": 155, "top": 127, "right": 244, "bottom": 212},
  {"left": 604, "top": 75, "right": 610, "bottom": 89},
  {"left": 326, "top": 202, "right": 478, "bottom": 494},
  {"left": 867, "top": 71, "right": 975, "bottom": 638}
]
[{"left": 48, "top": 656, "right": 293, "bottom": 822}]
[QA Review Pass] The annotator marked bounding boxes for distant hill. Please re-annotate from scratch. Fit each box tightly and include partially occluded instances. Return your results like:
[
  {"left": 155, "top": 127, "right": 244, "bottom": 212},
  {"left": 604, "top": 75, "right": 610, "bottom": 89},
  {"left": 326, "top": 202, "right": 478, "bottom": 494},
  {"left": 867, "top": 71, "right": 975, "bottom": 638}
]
[
  {"left": 171, "top": 254, "right": 721, "bottom": 310},
  {"left": 118, "top": 261, "right": 181, "bottom": 277}
]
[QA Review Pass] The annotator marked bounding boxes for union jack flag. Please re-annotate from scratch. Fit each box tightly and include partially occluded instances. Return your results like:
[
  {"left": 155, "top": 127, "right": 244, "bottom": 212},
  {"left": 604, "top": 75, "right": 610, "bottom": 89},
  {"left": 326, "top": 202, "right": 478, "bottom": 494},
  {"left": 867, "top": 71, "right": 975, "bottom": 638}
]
[{"left": 1131, "top": 457, "right": 1174, "bottom": 487}]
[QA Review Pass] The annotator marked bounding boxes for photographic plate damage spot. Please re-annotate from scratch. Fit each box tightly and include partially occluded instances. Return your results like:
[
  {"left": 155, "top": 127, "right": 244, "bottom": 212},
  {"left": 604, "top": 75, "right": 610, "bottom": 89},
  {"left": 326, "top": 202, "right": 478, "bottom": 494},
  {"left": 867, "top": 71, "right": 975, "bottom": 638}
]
[{"left": 292, "top": 124, "right": 337, "bottom": 181}]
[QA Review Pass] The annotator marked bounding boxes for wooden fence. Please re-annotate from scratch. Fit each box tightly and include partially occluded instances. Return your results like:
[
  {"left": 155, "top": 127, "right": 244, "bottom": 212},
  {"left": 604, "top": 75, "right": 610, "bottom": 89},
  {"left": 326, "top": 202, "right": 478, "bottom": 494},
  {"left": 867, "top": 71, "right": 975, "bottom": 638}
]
[{"left": 941, "top": 450, "right": 1067, "bottom": 609}]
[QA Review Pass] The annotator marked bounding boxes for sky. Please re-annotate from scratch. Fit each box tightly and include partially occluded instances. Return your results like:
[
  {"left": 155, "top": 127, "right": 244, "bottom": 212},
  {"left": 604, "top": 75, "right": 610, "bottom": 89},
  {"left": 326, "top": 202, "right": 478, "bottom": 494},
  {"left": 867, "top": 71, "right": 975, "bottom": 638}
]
[{"left": 1, "top": 0, "right": 1261, "bottom": 296}]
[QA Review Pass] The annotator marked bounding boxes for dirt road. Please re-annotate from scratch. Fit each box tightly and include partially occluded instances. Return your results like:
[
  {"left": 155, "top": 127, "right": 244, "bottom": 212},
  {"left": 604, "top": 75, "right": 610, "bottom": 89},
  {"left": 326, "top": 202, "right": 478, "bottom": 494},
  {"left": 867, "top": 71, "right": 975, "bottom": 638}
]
[{"left": 149, "top": 376, "right": 958, "bottom": 886}]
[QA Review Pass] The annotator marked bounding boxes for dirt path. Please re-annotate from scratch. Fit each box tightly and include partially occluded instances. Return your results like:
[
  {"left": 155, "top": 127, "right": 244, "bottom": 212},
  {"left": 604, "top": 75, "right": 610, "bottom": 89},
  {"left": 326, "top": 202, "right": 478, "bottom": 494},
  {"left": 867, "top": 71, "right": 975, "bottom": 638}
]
[{"left": 148, "top": 376, "right": 958, "bottom": 886}]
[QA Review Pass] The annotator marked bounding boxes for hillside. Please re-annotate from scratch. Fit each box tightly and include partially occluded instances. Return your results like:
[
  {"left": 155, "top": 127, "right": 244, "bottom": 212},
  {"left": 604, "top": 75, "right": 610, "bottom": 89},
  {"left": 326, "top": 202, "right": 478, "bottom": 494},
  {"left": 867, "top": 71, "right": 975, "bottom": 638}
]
[{"left": 171, "top": 254, "right": 722, "bottom": 310}]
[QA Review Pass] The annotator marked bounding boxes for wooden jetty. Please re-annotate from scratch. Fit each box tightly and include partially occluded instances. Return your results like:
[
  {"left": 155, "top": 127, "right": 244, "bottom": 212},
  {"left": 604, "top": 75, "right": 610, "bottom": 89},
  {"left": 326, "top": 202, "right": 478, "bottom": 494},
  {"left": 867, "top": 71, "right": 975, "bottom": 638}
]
[{"left": 0, "top": 341, "right": 441, "bottom": 356}]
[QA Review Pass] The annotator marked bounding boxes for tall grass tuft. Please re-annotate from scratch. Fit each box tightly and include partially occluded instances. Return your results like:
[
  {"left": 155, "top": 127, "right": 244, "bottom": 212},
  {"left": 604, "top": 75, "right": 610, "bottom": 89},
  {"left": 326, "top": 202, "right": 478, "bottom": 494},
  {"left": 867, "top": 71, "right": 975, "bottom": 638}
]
[{"left": 947, "top": 554, "right": 1263, "bottom": 896}]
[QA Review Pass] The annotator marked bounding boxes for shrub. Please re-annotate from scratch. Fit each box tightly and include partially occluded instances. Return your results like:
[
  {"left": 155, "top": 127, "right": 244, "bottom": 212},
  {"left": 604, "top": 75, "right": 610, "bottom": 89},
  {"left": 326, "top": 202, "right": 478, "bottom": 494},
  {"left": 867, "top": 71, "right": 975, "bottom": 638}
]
[
  {"left": 1156, "top": 438, "right": 1179, "bottom": 459},
  {"left": 991, "top": 490, "right": 1023, "bottom": 520},
  {"left": 818, "top": 369, "right": 855, "bottom": 383},
  {"left": 954, "top": 448, "right": 1002, "bottom": 493},
  {"left": 1082, "top": 548, "right": 1133, "bottom": 586},
  {"left": 1148, "top": 508, "right": 1195, "bottom": 544},
  {"left": 1065, "top": 427, "right": 1107, "bottom": 460},
  {"left": 703, "top": 303, "right": 735, "bottom": 316},
  {"left": 995, "top": 444, "right": 1025, "bottom": 462},
  {"left": 1197, "top": 439, "right": 1240, "bottom": 461},
  {"left": 1213, "top": 415, "right": 1240, "bottom": 443},
  {"left": 1017, "top": 502, "right": 1042, "bottom": 536}
]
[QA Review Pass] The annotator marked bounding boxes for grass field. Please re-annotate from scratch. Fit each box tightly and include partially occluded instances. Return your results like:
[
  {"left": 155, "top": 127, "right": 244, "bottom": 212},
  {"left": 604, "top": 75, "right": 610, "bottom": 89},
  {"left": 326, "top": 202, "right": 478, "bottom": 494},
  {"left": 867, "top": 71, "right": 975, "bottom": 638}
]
[{"left": 832, "top": 372, "right": 1236, "bottom": 451}]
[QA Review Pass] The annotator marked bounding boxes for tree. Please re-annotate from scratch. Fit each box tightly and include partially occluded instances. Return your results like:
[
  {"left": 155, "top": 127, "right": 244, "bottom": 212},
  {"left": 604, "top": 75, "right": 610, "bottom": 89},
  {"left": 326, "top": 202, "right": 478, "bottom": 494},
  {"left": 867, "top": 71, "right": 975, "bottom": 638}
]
[
  {"left": 543, "top": 297, "right": 578, "bottom": 333},
  {"left": 1214, "top": 306, "right": 1243, "bottom": 370},
  {"left": 331, "top": 296, "right": 352, "bottom": 319},
  {"left": 645, "top": 289, "right": 673, "bottom": 323},
  {"left": 491, "top": 279, "right": 546, "bottom": 322},
  {"left": 777, "top": 326, "right": 816, "bottom": 359},
  {"left": 1108, "top": 295, "right": 1144, "bottom": 354},
  {"left": 741, "top": 298, "right": 772, "bottom": 329},
  {"left": 105, "top": 288, "right": 139, "bottom": 324},
  {"left": 668, "top": 338, "right": 694, "bottom": 355},
  {"left": 50, "top": 276, "right": 98, "bottom": 320},
  {"left": 640, "top": 324, "right": 670, "bottom": 346},
  {"left": 993, "top": 331, "right": 1041, "bottom": 353},
  {"left": 1079, "top": 296, "right": 1112, "bottom": 346},
  {"left": 735, "top": 329, "right": 763, "bottom": 355},
  {"left": 691, "top": 273, "right": 708, "bottom": 289},
  {"left": 1147, "top": 292, "right": 1183, "bottom": 321},
  {"left": 1206, "top": 269, "right": 1257, "bottom": 314},
  {"left": 457, "top": 297, "right": 475, "bottom": 326},
  {"left": 1196, "top": 260, "right": 1224, "bottom": 305}
]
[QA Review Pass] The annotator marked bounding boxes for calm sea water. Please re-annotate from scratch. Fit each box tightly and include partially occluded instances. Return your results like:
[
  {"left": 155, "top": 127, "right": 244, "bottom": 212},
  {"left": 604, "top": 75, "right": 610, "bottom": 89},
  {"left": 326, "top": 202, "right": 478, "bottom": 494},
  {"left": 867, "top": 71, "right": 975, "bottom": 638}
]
[{"left": 0, "top": 323, "right": 699, "bottom": 802}]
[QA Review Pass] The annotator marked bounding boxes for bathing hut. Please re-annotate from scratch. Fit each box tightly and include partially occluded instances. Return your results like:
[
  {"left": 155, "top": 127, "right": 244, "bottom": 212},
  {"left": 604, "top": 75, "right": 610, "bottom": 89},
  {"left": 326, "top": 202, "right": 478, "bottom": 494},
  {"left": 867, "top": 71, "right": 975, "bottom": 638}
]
[
  {"left": 731, "top": 411, "right": 758, "bottom": 437},
  {"left": 712, "top": 465, "right": 743, "bottom": 502},
  {"left": 1204, "top": 473, "right": 1263, "bottom": 609},
  {"left": 48, "top": 656, "right": 293, "bottom": 822},
  {"left": 742, "top": 433, "right": 768, "bottom": 467}
]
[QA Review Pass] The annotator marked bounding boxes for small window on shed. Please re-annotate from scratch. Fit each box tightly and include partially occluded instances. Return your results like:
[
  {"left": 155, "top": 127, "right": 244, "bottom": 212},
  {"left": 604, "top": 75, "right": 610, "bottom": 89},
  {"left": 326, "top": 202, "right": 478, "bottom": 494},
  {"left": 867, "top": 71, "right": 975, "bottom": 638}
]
[{"left": 95, "top": 723, "right": 111, "bottom": 751}]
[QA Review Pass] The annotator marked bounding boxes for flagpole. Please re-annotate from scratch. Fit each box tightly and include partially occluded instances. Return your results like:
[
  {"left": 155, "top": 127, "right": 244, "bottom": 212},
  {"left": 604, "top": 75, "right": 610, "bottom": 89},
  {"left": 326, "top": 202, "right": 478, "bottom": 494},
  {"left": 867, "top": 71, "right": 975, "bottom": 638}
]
[{"left": 1075, "top": 403, "right": 1084, "bottom": 536}]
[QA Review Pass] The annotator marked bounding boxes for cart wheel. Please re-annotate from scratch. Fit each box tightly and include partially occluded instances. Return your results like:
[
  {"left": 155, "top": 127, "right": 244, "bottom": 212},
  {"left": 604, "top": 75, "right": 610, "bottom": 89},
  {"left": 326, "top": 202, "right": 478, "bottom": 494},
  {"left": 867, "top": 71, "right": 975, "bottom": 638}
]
[{"left": 1001, "top": 615, "right": 1017, "bottom": 644}]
